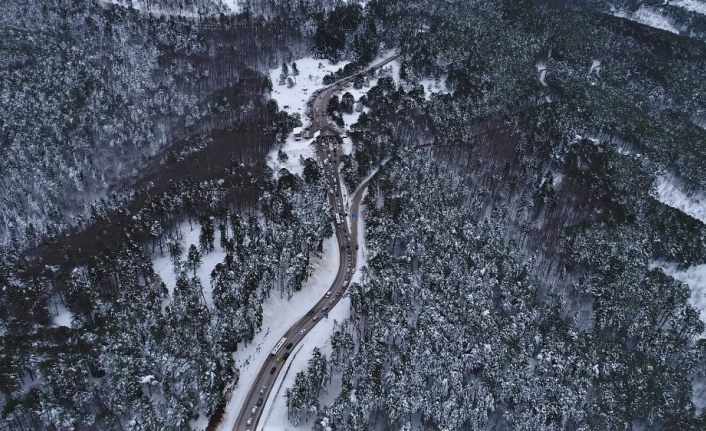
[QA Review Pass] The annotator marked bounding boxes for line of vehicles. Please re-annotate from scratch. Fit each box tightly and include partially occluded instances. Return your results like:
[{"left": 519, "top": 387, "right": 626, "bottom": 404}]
[{"left": 242, "top": 103, "right": 353, "bottom": 431}]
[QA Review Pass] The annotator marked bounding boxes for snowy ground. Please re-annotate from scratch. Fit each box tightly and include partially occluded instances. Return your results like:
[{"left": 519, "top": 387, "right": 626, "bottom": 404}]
[
  {"left": 104, "top": 0, "right": 244, "bottom": 16},
  {"left": 152, "top": 222, "right": 228, "bottom": 308},
  {"left": 651, "top": 176, "right": 706, "bottom": 338},
  {"left": 214, "top": 235, "right": 341, "bottom": 431},
  {"left": 651, "top": 261, "right": 706, "bottom": 338},
  {"left": 654, "top": 176, "right": 706, "bottom": 225},
  {"left": 266, "top": 56, "right": 353, "bottom": 177},
  {"left": 51, "top": 301, "right": 74, "bottom": 328},
  {"left": 671, "top": 0, "right": 706, "bottom": 15},
  {"left": 615, "top": 6, "right": 681, "bottom": 34},
  {"left": 222, "top": 0, "right": 243, "bottom": 14},
  {"left": 589, "top": 59, "right": 601, "bottom": 75},
  {"left": 535, "top": 60, "right": 548, "bottom": 86}
]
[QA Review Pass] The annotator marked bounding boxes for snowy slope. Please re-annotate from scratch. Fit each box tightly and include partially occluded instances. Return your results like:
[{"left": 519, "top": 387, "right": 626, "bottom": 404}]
[
  {"left": 654, "top": 176, "right": 706, "bottom": 225},
  {"left": 671, "top": 0, "right": 706, "bottom": 15},
  {"left": 652, "top": 261, "right": 706, "bottom": 338},
  {"left": 152, "top": 222, "right": 227, "bottom": 307},
  {"left": 651, "top": 176, "right": 706, "bottom": 337},
  {"left": 615, "top": 6, "right": 681, "bottom": 33}
]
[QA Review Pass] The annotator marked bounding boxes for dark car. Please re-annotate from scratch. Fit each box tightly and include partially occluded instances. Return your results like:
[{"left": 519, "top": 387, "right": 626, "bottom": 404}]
[
  {"left": 286, "top": 342, "right": 293, "bottom": 349},
  {"left": 283, "top": 352, "right": 290, "bottom": 360},
  {"left": 270, "top": 367, "right": 277, "bottom": 374},
  {"left": 257, "top": 398, "right": 263, "bottom": 406}
]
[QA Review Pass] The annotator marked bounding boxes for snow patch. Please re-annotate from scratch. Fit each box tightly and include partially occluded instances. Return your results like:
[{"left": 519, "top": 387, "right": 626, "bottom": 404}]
[
  {"left": 535, "top": 60, "right": 547, "bottom": 86},
  {"left": 616, "top": 7, "right": 681, "bottom": 34},
  {"left": 418, "top": 76, "right": 449, "bottom": 99},
  {"left": 651, "top": 261, "right": 706, "bottom": 338},
  {"left": 671, "top": 0, "right": 706, "bottom": 15},
  {"left": 52, "top": 302, "right": 73, "bottom": 328},
  {"left": 152, "top": 222, "right": 227, "bottom": 308},
  {"left": 104, "top": 0, "right": 201, "bottom": 17},
  {"left": 269, "top": 56, "right": 351, "bottom": 123},
  {"left": 654, "top": 176, "right": 706, "bottom": 224},
  {"left": 589, "top": 59, "right": 601, "bottom": 75}
]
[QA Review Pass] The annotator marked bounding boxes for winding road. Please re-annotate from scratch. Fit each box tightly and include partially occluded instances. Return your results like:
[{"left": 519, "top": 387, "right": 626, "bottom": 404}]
[{"left": 230, "top": 54, "right": 396, "bottom": 431}]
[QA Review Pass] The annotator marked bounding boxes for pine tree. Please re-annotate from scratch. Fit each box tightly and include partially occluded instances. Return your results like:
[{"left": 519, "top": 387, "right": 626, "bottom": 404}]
[{"left": 186, "top": 244, "right": 202, "bottom": 278}]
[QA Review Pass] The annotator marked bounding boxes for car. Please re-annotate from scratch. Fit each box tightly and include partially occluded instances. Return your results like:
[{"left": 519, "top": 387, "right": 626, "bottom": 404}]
[
  {"left": 283, "top": 352, "right": 290, "bottom": 360},
  {"left": 270, "top": 367, "right": 276, "bottom": 374},
  {"left": 251, "top": 406, "right": 257, "bottom": 414},
  {"left": 257, "top": 398, "right": 263, "bottom": 406},
  {"left": 329, "top": 299, "right": 334, "bottom": 305},
  {"left": 260, "top": 386, "right": 266, "bottom": 394},
  {"left": 336, "top": 292, "right": 341, "bottom": 297},
  {"left": 313, "top": 316, "right": 319, "bottom": 322},
  {"left": 306, "top": 310, "right": 313, "bottom": 316},
  {"left": 276, "top": 356, "right": 283, "bottom": 363},
  {"left": 323, "top": 307, "right": 329, "bottom": 312},
  {"left": 325, "top": 291, "right": 331, "bottom": 297},
  {"left": 299, "top": 328, "right": 307, "bottom": 335},
  {"left": 356, "top": 244, "right": 359, "bottom": 250},
  {"left": 286, "top": 342, "right": 293, "bottom": 349},
  {"left": 247, "top": 418, "right": 253, "bottom": 426}
]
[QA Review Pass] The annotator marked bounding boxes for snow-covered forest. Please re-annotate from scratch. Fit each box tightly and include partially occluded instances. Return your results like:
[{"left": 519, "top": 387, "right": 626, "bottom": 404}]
[{"left": 3, "top": 0, "right": 706, "bottom": 429}]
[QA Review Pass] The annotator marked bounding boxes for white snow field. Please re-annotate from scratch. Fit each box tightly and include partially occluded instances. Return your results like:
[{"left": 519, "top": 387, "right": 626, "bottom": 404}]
[
  {"left": 651, "top": 261, "right": 706, "bottom": 338},
  {"left": 265, "top": 56, "right": 352, "bottom": 177},
  {"left": 651, "top": 176, "right": 706, "bottom": 337},
  {"left": 615, "top": 7, "right": 681, "bottom": 34},
  {"left": 152, "top": 221, "right": 227, "bottom": 308},
  {"left": 51, "top": 302, "right": 74, "bottom": 328},
  {"left": 222, "top": 0, "right": 243, "bottom": 14},
  {"left": 654, "top": 176, "right": 706, "bottom": 225},
  {"left": 672, "top": 0, "right": 706, "bottom": 15}
]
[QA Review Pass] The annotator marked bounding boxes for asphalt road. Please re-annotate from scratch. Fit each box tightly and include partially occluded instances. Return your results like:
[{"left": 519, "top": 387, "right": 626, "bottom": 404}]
[
  {"left": 231, "top": 54, "right": 396, "bottom": 431},
  {"left": 309, "top": 54, "right": 398, "bottom": 132}
]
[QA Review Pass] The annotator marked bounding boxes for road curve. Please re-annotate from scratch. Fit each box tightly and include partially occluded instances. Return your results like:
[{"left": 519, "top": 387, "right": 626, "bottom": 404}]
[{"left": 230, "top": 54, "right": 396, "bottom": 431}]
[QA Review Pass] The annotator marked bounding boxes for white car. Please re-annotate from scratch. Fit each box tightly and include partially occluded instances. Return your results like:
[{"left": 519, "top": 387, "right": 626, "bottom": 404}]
[
  {"left": 299, "top": 328, "right": 307, "bottom": 335},
  {"left": 251, "top": 407, "right": 257, "bottom": 414},
  {"left": 246, "top": 418, "right": 252, "bottom": 425}
]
